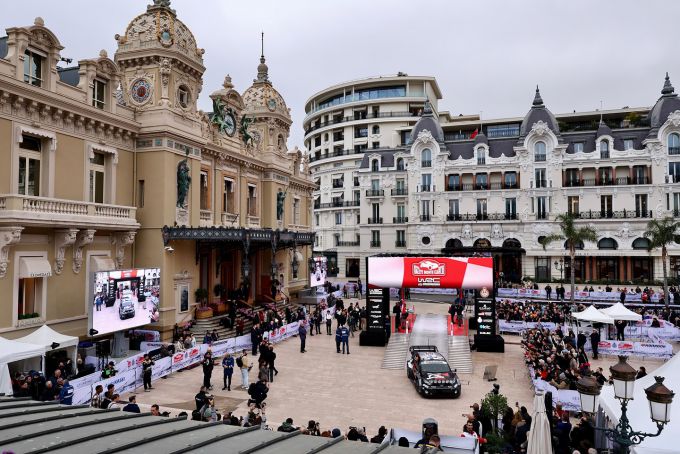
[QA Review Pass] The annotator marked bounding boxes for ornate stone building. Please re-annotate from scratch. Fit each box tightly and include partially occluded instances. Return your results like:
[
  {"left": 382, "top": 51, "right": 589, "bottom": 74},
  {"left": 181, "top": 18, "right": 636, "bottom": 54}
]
[
  {"left": 310, "top": 74, "right": 680, "bottom": 284},
  {"left": 0, "top": 1, "right": 314, "bottom": 340}
]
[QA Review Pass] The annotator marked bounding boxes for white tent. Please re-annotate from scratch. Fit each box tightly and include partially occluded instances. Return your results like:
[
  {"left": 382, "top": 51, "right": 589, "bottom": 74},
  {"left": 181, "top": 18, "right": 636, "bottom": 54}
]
[
  {"left": 15, "top": 325, "right": 79, "bottom": 374},
  {"left": 599, "top": 353, "right": 680, "bottom": 454},
  {"left": 600, "top": 303, "right": 642, "bottom": 322},
  {"left": 572, "top": 306, "right": 615, "bottom": 324},
  {"left": 526, "top": 391, "right": 553, "bottom": 454},
  {"left": 0, "top": 336, "right": 44, "bottom": 396}
]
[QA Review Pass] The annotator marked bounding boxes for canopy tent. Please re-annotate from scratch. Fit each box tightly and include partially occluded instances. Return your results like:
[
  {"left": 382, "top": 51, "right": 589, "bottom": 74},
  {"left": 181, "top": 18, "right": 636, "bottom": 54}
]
[
  {"left": 599, "top": 353, "right": 680, "bottom": 454},
  {"left": 526, "top": 391, "right": 553, "bottom": 454},
  {"left": 0, "top": 336, "right": 44, "bottom": 396},
  {"left": 15, "top": 325, "right": 79, "bottom": 374},
  {"left": 600, "top": 303, "right": 643, "bottom": 322},
  {"left": 572, "top": 306, "right": 615, "bottom": 324}
]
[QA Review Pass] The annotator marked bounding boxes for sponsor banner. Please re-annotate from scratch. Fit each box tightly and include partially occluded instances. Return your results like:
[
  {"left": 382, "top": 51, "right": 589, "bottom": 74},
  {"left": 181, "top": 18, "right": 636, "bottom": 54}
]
[
  {"left": 117, "top": 352, "right": 145, "bottom": 373},
  {"left": 528, "top": 368, "right": 581, "bottom": 412},
  {"left": 71, "top": 373, "right": 102, "bottom": 406},
  {"left": 586, "top": 339, "right": 672, "bottom": 358},
  {"left": 498, "top": 320, "right": 557, "bottom": 334},
  {"left": 130, "top": 329, "right": 161, "bottom": 342},
  {"left": 92, "top": 368, "right": 138, "bottom": 401},
  {"left": 497, "top": 288, "right": 672, "bottom": 303},
  {"left": 140, "top": 342, "right": 168, "bottom": 352},
  {"left": 367, "top": 257, "right": 493, "bottom": 289},
  {"left": 151, "top": 357, "right": 172, "bottom": 381}
]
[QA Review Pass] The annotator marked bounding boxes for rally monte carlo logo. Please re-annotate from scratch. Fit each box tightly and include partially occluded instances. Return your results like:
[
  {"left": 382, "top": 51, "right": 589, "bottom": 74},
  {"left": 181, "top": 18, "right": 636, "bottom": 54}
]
[{"left": 412, "top": 260, "right": 446, "bottom": 276}]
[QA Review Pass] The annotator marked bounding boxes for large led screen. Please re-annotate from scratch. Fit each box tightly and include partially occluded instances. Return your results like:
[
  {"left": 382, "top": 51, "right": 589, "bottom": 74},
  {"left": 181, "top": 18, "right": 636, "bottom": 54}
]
[
  {"left": 91, "top": 268, "right": 160, "bottom": 335},
  {"left": 310, "top": 257, "right": 327, "bottom": 288}
]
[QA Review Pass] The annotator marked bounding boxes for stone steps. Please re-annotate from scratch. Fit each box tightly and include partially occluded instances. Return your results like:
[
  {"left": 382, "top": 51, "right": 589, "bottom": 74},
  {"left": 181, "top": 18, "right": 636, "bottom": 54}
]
[
  {"left": 448, "top": 336, "right": 474, "bottom": 374},
  {"left": 381, "top": 333, "right": 410, "bottom": 369}
]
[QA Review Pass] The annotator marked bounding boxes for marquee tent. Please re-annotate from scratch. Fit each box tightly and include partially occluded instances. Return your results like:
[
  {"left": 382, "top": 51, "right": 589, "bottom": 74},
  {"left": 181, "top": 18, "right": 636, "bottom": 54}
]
[
  {"left": 15, "top": 325, "right": 79, "bottom": 373},
  {"left": 572, "top": 306, "right": 615, "bottom": 324},
  {"left": 599, "top": 303, "right": 642, "bottom": 322},
  {"left": 0, "top": 336, "right": 44, "bottom": 396},
  {"left": 599, "top": 353, "right": 680, "bottom": 454}
]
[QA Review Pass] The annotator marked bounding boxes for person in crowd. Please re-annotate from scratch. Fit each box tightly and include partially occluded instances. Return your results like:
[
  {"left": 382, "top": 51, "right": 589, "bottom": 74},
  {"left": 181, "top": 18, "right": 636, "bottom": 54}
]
[
  {"left": 325, "top": 310, "right": 333, "bottom": 335},
  {"left": 615, "top": 319, "right": 627, "bottom": 341},
  {"left": 357, "top": 278, "right": 363, "bottom": 297},
  {"left": 247, "top": 378, "right": 268, "bottom": 407},
  {"left": 461, "top": 421, "right": 482, "bottom": 440},
  {"left": 211, "top": 329, "right": 219, "bottom": 342},
  {"left": 175, "top": 336, "right": 185, "bottom": 352},
  {"left": 555, "top": 412, "right": 573, "bottom": 454},
  {"left": 122, "top": 395, "right": 141, "bottom": 413},
  {"left": 203, "top": 330, "right": 212, "bottom": 345},
  {"left": 398, "top": 437, "right": 410, "bottom": 447},
  {"left": 150, "top": 404, "right": 161, "bottom": 416},
  {"left": 58, "top": 379, "right": 74, "bottom": 405},
  {"left": 636, "top": 366, "right": 647, "bottom": 379},
  {"left": 258, "top": 355, "right": 270, "bottom": 383},
  {"left": 194, "top": 386, "right": 209, "bottom": 411},
  {"left": 370, "top": 426, "right": 388, "bottom": 443},
  {"left": 314, "top": 310, "right": 322, "bottom": 335},
  {"left": 590, "top": 329, "right": 600, "bottom": 360},
  {"left": 238, "top": 350, "right": 251, "bottom": 389},
  {"left": 267, "top": 344, "right": 278, "bottom": 381},
  {"left": 420, "top": 434, "right": 443, "bottom": 453},
  {"left": 576, "top": 331, "right": 587, "bottom": 351},
  {"left": 200, "top": 396, "right": 219, "bottom": 422},
  {"left": 236, "top": 317, "right": 245, "bottom": 336},
  {"left": 651, "top": 317, "right": 661, "bottom": 328},
  {"left": 620, "top": 289, "right": 627, "bottom": 304},
  {"left": 91, "top": 384, "right": 104, "bottom": 408},
  {"left": 545, "top": 284, "right": 552, "bottom": 300},
  {"left": 570, "top": 416, "right": 595, "bottom": 453},
  {"left": 106, "top": 393, "right": 121, "bottom": 409},
  {"left": 222, "top": 352, "right": 234, "bottom": 391},
  {"left": 298, "top": 320, "right": 307, "bottom": 353},
  {"left": 202, "top": 350, "right": 215, "bottom": 390},
  {"left": 104, "top": 383, "right": 115, "bottom": 400},
  {"left": 306, "top": 420, "right": 321, "bottom": 436},
  {"left": 340, "top": 323, "right": 350, "bottom": 354},
  {"left": 40, "top": 380, "right": 57, "bottom": 402},
  {"left": 335, "top": 324, "right": 342, "bottom": 353},
  {"left": 142, "top": 353, "right": 154, "bottom": 392},
  {"left": 278, "top": 417, "right": 298, "bottom": 432},
  {"left": 251, "top": 323, "right": 262, "bottom": 356},
  {"left": 394, "top": 301, "right": 402, "bottom": 334}
]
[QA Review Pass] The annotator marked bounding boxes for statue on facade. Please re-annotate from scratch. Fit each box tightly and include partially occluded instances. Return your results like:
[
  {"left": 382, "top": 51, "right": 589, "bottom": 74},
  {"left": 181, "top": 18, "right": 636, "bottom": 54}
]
[
  {"left": 240, "top": 115, "right": 254, "bottom": 147},
  {"left": 276, "top": 188, "right": 287, "bottom": 221},
  {"left": 177, "top": 159, "right": 191, "bottom": 208}
]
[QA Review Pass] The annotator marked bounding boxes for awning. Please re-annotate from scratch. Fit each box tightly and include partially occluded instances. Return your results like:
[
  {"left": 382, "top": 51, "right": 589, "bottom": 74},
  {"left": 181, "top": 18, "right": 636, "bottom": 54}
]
[
  {"left": 91, "top": 256, "right": 115, "bottom": 273},
  {"left": 19, "top": 257, "right": 52, "bottom": 278}
]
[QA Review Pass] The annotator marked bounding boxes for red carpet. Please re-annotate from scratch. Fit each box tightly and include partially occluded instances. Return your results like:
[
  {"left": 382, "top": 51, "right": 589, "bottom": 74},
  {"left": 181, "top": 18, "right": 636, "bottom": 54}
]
[
  {"left": 393, "top": 313, "right": 416, "bottom": 333},
  {"left": 447, "top": 314, "right": 468, "bottom": 336}
]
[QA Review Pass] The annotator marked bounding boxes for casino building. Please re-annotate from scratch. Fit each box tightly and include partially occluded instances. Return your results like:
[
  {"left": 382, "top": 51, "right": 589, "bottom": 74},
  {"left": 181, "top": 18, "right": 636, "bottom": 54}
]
[
  {"left": 308, "top": 75, "right": 680, "bottom": 284},
  {"left": 0, "top": 1, "right": 314, "bottom": 340}
]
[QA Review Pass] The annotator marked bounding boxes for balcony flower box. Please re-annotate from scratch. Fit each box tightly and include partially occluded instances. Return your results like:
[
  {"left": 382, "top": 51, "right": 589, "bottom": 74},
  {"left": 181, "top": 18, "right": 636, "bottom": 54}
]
[{"left": 195, "top": 307, "right": 214, "bottom": 319}]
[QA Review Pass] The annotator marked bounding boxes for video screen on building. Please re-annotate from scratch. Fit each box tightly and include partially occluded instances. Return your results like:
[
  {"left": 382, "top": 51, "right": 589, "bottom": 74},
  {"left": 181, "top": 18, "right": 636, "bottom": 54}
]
[
  {"left": 310, "top": 257, "right": 327, "bottom": 287},
  {"left": 91, "top": 268, "right": 160, "bottom": 335}
]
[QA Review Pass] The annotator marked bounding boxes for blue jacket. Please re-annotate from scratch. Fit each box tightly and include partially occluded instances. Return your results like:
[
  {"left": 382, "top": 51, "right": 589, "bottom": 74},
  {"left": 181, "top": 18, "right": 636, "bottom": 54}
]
[
  {"left": 298, "top": 324, "right": 307, "bottom": 337},
  {"left": 335, "top": 326, "right": 342, "bottom": 342},
  {"left": 59, "top": 383, "right": 74, "bottom": 405},
  {"left": 222, "top": 356, "right": 234, "bottom": 376},
  {"left": 122, "top": 403, "right": 141, "bottom": 413},
  {"left": 340, "top": 327, "right": 350, "bottom": 342}
]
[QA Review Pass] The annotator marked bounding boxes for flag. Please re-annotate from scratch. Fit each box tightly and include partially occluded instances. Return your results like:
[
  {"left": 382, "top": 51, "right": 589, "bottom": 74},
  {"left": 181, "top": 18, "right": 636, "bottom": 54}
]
[{"left": 470, "top": 129, "right": 478, "bottom": 139}]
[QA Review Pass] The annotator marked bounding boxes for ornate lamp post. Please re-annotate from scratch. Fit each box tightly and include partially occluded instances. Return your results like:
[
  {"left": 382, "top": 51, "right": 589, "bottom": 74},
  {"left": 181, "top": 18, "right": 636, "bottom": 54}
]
[
  {"left": 576, "top": 356, "right": 674, "bottom": 454},
  {"left": 554, "top": 258, "right": 564, "bottom": 283}
]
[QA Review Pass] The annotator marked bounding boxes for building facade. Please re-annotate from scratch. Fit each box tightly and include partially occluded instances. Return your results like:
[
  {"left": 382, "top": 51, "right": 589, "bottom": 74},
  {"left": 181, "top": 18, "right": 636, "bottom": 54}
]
[
  {"left": 0, "top": 1, "right": 314, "bottom": 340},
  {"left": 310, "top": 74, "right": 680, "bottom": 284},
  {"left": 303, "top": 75, "right": 442, "bottom": 277}
]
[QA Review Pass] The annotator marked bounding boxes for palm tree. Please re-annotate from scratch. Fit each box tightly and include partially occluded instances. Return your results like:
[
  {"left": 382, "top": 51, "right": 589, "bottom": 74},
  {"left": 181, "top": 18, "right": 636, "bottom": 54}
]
[
  {"left": 540, "top": 214, "right": 598, "bottom": 304},
  {"left": 644, "top": 217, "right": 680, "bottom": 308}
]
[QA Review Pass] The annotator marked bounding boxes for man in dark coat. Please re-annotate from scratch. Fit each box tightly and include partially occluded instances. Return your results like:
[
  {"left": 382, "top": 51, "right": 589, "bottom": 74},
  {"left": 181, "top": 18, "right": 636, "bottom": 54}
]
[
  {"left": 298, "top": 321, "right": 307, "bottom": 353},
  {"left": 251, "top": 323, "right": 261, "bottom": 356},
  {"left": 202, "top": 352, "right": 215, "bottom": 390},
  {"left": 590, "top": 330, "right": 600, "bottom": 359},
  {"left": 393, "top": 301, "right": 402, "bottom": 333},
  {"left": 615, "top": 319, "right": 627, "bottom": 341}
]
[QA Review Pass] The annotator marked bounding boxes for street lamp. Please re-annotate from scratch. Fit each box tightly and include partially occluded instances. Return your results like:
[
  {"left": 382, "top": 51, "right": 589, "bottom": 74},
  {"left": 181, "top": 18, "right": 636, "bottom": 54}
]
[
  {"left": 554, "top": 258, "right": 564, "bottom": 283},
  {"left": 576, "top": 356, "right": 674, "bottom": 453}
]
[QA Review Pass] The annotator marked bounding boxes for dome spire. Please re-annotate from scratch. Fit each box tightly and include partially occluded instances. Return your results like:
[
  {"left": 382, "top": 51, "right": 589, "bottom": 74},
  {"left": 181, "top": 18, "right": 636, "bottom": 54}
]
[
  {"left": 255, "top": 31, "right": 270, "bottom": 84},
  {"left": 662, "top": 72, "right": 675, "bottom": 96},
  {"left": 533, "top": 85, "right": 544, "bottom": 107}
]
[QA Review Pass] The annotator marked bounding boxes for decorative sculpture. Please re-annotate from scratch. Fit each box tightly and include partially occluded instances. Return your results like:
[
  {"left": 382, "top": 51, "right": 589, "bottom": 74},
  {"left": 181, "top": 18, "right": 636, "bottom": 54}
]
[
  {"left": 240, "top": 115, "right": 254, "bottom": 147},
  {"left": 276, "top": 188, "right": 287, "bottom": 221},
  {"left": 177, "top": 158, "right": 191, "bottom": 208}
]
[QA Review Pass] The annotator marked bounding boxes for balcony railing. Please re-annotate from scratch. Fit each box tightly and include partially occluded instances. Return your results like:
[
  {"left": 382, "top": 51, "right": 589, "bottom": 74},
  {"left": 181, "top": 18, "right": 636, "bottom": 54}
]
[
  {"left": 0, "top": 194, "right": 138, "bottom": 228},
  {"left": 534, "top": 180, "right": 548, "bottom": 188},
  {"left": 332, "top": 180, "right": 344, "bottom": 188},
  {"left": 393, "top": 217, "right": 408, "bottom": 223},
  {"left": 477, "top": 158, "right": 486, "bottom": 165},
  {"left": 577, "top": 209, "right": 653, "bottom": 219},
  {"left": 368, "top": 217, "right": 383, "bottom": 224},
  {"left": 564, "top": 177, "right": 650, "bottom": 187},
  {"left": 446, "top": 213, "right": 518, "bottom": 222},
  {"left": 420, "top": 214, "right": 431, "bottom": 221},
  {"left": 221, "top": 212, "right": 238, "bottom": 225},
  {"left": 391, "top": 188, "right": 408, "bottom": 196},
  {"left": 418, "top": 185, "right": 434, "bottom": 192},
  {"left": 421, "top": 160, "right": 432, "bottom": 167},
  {"left": 447, "top": 214, "right": 461, "bottom": 221},
  {"left": 535, "top": 154, "right": 547, "bottom": 162},
  {"left": 370, "top": 240, "right": 381, "bottom": 248},
  {"left": 395, "top": 240, "right": 407, "bottom": 247},
  {"left": 365, "top": 189, "right": 384, "bottom": 197},
  {"left": 200, "top": 209, "right": 213, "bottom": 227},
  {"left": 305, "top": 111, "right": 417, "bottom": 134},
  {"left": 248, "top": 215, "right": 260, "bottom": 226},
  {"left": 315, "top": 200, "right": 361, "bottom": 210},
  {"left": 669, "top": 147, "right": 680, "bottom": 155},
  {"left": 446, "top": 182, "right": 519, "bottom": 191},
  {"left": 337, "top": 240, "right": 360, "bottom": 247}
]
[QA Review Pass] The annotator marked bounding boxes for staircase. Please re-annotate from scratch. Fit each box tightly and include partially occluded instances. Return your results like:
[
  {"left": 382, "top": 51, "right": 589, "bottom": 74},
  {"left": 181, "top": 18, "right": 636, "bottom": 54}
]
[
  {"left": 189, "top": 299, "right": 297, "bottom": 343},
  {"left": 448, "top": 336, "right": 473, "bottom": 374},
  {"left": 381, "top": 333, "right": 410, "bottom": 369}
]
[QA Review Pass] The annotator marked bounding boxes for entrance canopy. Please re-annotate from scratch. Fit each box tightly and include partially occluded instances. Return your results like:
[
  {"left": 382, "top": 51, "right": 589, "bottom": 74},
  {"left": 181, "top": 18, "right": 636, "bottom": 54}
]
[
  {"left": 19, "top": 257, "right": 52, "bottom": 278},
  {"left": 572, "top": 305, "right": 615, "bottom": 324},
  {"left": 15, "top": 325, "right": 79, "bottom": 354},
  {"left": 599, "top": 302, "right": 642, "bottom": 322},
  {"left": 367, "top": 256, "right": 493, "bottom": 289}
]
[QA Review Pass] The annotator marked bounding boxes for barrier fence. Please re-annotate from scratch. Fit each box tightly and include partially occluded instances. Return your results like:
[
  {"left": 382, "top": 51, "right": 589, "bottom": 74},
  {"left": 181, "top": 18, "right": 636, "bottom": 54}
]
[
  {"left": 69, "top": 321, "right": 301, "bottom": 406},
  {"left": 497, "top": 287, "right": 673, "bottom": 303}
]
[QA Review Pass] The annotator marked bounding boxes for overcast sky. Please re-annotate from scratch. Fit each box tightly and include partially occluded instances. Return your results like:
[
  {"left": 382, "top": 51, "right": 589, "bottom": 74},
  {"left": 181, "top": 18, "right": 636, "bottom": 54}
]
[{"left": 4, "top": 0, "right": 679, "bottom": 148}]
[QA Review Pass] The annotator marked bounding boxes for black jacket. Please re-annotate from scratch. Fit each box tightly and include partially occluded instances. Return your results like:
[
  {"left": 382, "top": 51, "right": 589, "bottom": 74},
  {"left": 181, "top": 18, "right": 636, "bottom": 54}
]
[{"left": 195, "top": 391, "right": 208, "bottom": 411}]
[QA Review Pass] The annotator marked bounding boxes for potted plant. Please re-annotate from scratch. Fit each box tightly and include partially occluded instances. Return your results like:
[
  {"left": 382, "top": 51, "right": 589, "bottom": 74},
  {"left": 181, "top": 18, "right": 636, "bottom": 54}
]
[{"left": 194, "top": 288, "right": 213, "bottom": 319}]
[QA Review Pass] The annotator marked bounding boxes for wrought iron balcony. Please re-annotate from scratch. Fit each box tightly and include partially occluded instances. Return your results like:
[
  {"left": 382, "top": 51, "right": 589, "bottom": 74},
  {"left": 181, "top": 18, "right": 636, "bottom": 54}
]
[
  {"left": 315, "top": 200, "right": 361, "bottom": 209},
  {"left": 365, "top": 189, "right": 384, "bottom": 197},
  {"left": 393, "top": 217, "right": 408, "bottom": 223},
  {"left": 577, "top": 209, "right": 653, "bottom": 219},
  {"left": 391, "top": 188, "right": 408, "bottom": 196},
  {"left": 368, "top": 217, "right": 383, "bottom": 224},
  {"left": 332, "top": 180, "right": 344, "bottom": 188},
  {"left": 370, "top": 240, "right": 381, "bottom": 248},
  {"left": 421, "top": 160, "right": 432, "bottom": 167},
  {"left": 420, "top": 214, "right": 431, "bottom": 221},
  {"left": 337, "top": 240, "right": 360, "bottom": 247},
  {"left": 447, "top": 214, "right": 461, "bottom": 221},
  {"left": 395, "top": 240, "right": 407, "bottom": 247}
]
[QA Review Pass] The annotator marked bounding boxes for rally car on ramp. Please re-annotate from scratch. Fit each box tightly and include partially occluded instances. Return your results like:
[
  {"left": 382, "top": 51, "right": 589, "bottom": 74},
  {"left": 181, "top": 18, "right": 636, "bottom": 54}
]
[{"left": 406, "top": 345, "right": 461, "bottom": 398}]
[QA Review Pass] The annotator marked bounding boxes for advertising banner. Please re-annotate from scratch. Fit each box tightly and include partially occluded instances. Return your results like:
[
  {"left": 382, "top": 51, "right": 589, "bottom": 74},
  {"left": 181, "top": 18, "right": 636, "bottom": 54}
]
[
  {"left": 140, "top": 342, "right": 167, "bottom": 352},
  {"left": 496, "top": 288, "right": 671, "bottom": 303},
  {"left": 366, "top": 288, "right": 387, "bottom": 333},
  {"left": 498, "top": 321, "right": 557, "bottom": 334},
  {"left": 367, "top": 257, "right": 493, "bottom": 289},
  {"left": 475, "top": 298, "right": 496, "bottom": 336},
  {"left": 586, "top": 340, "right": 672, "bottom": 358}
]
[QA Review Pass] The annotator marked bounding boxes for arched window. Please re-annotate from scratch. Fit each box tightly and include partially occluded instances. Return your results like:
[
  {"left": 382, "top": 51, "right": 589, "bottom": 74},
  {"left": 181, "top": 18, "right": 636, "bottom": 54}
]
[
  {"left": 396, "top": 158, "right": 404, "bottom": 171},
  {"left": 445, "top": 238, "right": 463, "bottom": 249},
  {"left": 474, "top": 238, "right": 491, "bottom": 248},
  {"left": 632, "top": 238, "right": 651, "bottom": 250},
  {"left": 421, "top": 148, "right": 432, "bottom": 167},
  {"left": 534, "top": 141, "right": 546, "bottom": 162},
  {"left": 477, "top": 148, "right": 486, "bottom": 165},
  {"left": 372, "top": 125, "right": 380, "bottom": 135},
  {"left": 371, "top": 159, "right": 379, "bottom": 172},
  {"left": 503, "top": 238, "right": 521, "bottom": 249},
  {"left": 600, "top": 140, "right": 610, "bottom": 159},
  {"left": 565, "top": 240, "right": 584, "bottom": 250},
  {"left": 669, "top": 133, "right": 680, "bottom": 154},
  {"left": 598, "top": 237, "right": 618, "bottom": 250}
]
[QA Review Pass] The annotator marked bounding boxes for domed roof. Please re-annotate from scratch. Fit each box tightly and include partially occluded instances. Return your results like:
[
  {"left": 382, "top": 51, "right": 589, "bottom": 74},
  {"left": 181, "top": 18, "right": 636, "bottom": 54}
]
[
  {"left": 649, "top": 73, "right": 680, "bottom": 130},
  {"left": 596, "top": 120, "right": 612, "bottom": 138},
  {"left": 409, "top": 99, "right": 444, "bottom": 143},
  {"left": 473, "top": 131, "right": 488, "bottom": 145},
  {"left": 242, "top": 53, "right": 291, "bottom": 122},
  {"left": 518, "top": 86, "right": 561, "bottom": 142},
  {"left": 115, "top": 0, "right": 204, "bottom": 68}
]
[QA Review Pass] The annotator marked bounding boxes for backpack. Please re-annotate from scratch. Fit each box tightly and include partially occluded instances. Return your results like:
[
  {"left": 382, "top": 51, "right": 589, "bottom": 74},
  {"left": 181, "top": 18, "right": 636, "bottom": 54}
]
[{"left": 236, "top": 356, "right": 243, "bottom": 368}]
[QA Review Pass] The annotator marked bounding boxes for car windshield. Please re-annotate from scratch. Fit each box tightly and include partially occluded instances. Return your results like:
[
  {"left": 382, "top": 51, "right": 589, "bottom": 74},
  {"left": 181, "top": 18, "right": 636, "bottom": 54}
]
[{"left": 421, "top": 362, "right": 450, "bottom": 374}]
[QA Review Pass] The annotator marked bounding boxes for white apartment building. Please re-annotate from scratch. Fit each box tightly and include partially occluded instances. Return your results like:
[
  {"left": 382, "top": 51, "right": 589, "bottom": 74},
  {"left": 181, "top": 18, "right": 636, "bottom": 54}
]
[{"left": 310, "top": 73, "right": 680, "bottom": 285}]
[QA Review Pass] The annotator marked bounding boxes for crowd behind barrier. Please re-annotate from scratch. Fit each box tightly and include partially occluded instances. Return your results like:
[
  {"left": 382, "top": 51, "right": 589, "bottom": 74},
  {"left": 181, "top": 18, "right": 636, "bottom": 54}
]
[
  {"left": 69, "top": 321, "right": 302, "bottom": 406},
  {"left": 497, "top": 287, "right": 673, "bottom": 303}
]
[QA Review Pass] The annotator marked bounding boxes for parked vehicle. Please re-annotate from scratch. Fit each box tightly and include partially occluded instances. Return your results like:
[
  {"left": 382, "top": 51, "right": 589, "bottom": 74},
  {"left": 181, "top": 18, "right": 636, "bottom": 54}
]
[{"left": 406, "top": 345, "right": 461, "bottom": 398}]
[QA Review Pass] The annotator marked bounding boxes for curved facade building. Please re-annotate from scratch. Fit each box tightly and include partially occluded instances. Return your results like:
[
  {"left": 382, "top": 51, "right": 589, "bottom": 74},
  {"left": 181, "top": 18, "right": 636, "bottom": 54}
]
[
  {"left": 309, "top": 74, "right": 680, "bottom": 284},
  {"left": 304, "top": 75, "right": 442, "bottom": 277}
]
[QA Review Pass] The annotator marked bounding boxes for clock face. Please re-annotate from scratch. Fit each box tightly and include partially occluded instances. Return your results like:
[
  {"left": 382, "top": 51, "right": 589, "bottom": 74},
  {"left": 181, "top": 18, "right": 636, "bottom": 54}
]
[
  {"left": 130, "top": 79, "right": 152, "bottom": 104},
  {"left": 267, "top": 98, "right": 277, "bottom": 111},
  {"left": 224, "top": 113, "right": 236, "bottom": 136}
]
